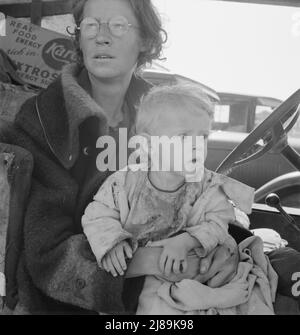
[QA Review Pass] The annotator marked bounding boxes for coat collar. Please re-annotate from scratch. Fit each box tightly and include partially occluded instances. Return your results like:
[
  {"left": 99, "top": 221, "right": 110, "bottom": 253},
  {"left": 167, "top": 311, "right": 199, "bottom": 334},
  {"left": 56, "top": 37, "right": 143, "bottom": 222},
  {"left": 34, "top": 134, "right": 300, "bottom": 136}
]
[{"left": 35, "top": 63, "right": 151, "bottom": 169}]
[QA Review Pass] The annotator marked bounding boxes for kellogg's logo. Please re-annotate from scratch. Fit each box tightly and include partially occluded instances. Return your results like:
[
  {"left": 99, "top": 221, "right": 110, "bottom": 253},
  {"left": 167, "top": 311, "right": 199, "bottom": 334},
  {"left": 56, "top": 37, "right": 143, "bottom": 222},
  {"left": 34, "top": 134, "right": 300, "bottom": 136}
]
[{"left": 42, "top": 38, "right": 76, "bottom": 71}]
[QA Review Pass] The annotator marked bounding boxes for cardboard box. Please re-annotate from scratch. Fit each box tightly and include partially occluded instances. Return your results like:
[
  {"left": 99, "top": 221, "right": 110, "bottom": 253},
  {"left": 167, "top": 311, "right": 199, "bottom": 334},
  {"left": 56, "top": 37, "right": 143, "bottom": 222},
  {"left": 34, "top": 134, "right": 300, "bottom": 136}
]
[
  {"left": 1, "top": 16, "right": 76, "bottom": 88},
  {"left": 0, "top": 12, "right": 5, "bottom": 36}
]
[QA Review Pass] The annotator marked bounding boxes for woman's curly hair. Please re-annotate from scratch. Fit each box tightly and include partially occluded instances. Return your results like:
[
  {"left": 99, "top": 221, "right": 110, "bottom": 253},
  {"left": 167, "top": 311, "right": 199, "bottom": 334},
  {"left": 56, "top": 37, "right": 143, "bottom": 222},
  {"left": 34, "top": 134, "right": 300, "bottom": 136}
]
[{"left": 71, "top": 0, "right": 167, "bottom": 70}]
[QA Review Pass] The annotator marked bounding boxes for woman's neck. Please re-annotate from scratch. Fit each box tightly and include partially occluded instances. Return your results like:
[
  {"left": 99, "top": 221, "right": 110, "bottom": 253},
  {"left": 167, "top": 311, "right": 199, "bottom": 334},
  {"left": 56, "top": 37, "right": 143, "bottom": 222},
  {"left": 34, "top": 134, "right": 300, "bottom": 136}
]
[
  {"left": 148, "top": 170, "right": 186, "bottom": 193},
  {"left": 88, "top": 72, "right": 133, "bottom": 126}
]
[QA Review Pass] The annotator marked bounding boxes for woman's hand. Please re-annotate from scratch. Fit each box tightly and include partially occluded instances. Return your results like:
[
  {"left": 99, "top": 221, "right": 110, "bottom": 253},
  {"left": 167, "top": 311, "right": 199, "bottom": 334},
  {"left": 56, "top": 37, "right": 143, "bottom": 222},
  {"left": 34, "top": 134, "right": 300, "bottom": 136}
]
[
  {"left": 101, "top": 241, "right": 133, "bottom": 277},
  {"left": 196, "top": 236, "right": 239, "bottom": 287},
  {"left": 149, "top": 233, "right": 200, "bottom": 276}
]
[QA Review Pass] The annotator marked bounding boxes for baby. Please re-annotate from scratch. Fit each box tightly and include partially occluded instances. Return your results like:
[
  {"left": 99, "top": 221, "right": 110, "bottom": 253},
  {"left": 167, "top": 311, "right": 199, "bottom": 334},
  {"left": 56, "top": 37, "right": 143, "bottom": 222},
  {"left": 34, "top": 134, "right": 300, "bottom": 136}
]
[{"left": 82, "top": 84, "right": 255, "bottom": 314}]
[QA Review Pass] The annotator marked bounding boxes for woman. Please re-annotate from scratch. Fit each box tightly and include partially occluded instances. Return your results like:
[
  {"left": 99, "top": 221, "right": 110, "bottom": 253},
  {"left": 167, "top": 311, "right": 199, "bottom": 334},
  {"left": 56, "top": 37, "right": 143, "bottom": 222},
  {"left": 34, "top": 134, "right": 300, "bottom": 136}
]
[
  {"left": 0, "top": 0, "right": 295, "bottom": 315},
  {"left": 0, "top": 0, "right": 168, "bottom": 315}
]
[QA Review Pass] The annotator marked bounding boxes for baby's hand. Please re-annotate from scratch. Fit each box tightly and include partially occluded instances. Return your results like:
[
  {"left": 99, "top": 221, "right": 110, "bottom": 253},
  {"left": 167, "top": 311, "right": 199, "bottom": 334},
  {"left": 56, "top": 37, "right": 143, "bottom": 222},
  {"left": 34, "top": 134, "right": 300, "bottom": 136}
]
[
  {"left": 211, "top": 279, "right": 250, "bottom": 309},
  {"left": 171, "top": 279, "right": 216, "bottom": 310},
  {"left": 150, "top": 234, "right": 194, "bottom": 276},
  {"left": 171, "top": 278, "right": 249, "bottom": 311},
  {"left": 101, "top": 241, "right": 133, "bottom": 277}
]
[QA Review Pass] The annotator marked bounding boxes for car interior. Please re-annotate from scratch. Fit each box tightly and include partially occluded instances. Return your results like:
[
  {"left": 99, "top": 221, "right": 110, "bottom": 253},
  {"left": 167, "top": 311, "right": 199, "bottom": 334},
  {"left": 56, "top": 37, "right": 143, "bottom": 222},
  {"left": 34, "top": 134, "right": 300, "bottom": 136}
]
[{"left": 0, "top": 0, "right": 300, "bottom": 315}]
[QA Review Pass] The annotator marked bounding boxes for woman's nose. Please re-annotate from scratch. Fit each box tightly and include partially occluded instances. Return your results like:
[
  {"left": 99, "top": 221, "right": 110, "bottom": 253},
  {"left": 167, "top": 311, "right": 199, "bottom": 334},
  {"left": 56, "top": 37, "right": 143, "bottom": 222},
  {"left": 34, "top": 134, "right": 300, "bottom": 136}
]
[{"left": 95, "top": 25, "right": 112, "bottom": 45}]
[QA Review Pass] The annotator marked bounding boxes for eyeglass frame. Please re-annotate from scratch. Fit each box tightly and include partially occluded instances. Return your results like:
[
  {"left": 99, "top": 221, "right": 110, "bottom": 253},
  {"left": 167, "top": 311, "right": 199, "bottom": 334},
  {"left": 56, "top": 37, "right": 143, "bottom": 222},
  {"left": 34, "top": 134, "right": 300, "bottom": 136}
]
[{"left": 76, "top": 16, "right": 139, "bottom": 39}]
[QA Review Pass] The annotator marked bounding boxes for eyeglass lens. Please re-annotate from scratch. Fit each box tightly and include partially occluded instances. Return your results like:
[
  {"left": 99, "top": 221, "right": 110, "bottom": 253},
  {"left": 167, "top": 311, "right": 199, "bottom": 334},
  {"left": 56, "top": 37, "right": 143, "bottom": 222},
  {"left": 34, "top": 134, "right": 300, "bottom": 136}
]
[{"left": 80, "top": 16, "right": 131, "bottom": 38}]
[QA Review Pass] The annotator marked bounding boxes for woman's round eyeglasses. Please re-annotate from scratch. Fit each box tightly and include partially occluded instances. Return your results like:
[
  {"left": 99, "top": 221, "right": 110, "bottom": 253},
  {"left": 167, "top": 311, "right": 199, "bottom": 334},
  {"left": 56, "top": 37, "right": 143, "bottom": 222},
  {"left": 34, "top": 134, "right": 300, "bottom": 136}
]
[{"left": 77, "top": 16, "right": 138, "bottom": 39}]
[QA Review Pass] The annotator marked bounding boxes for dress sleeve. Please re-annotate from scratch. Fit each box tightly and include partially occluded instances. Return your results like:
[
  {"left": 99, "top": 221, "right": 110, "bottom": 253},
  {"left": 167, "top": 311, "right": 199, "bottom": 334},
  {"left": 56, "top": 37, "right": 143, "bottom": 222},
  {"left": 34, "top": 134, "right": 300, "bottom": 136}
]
[
  {"left": 185, "top": 185, "right": 235, "bottom": 256},
  {"left": 82, "top": 172, "right": 138, "bottom": 266}
]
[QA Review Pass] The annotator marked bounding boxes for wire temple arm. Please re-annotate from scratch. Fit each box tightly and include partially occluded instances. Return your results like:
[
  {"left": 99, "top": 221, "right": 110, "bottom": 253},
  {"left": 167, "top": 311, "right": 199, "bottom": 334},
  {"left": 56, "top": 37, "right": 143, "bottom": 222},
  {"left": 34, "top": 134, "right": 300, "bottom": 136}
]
[{"left": 66, "top": 25, "right": 79, "bottom": 36}]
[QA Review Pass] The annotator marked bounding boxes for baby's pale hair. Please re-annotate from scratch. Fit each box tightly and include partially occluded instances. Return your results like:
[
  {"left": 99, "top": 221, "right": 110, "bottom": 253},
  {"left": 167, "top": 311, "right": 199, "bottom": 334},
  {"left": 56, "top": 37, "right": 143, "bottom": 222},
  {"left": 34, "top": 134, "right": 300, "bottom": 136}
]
[{"left": 136, "top": 83, "right": 214, "bottom": 134}]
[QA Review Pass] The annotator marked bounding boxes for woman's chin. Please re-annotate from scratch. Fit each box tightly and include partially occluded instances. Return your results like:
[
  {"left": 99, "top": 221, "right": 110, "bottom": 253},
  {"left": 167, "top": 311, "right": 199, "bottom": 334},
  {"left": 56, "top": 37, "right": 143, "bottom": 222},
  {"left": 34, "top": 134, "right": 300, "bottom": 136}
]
[
  {"left": 86, "top": 62, "right": 120, "bottom": 80},
  {"left": 89, "top": 69, "right": 119, "bottom": 80}
]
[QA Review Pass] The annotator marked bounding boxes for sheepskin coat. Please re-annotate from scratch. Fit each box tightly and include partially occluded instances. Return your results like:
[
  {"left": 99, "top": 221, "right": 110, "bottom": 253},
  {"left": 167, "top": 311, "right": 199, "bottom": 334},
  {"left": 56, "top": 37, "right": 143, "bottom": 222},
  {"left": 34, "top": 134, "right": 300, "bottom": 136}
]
[{"left": 0, "top": 63, "right": 151, "bottom": 314}]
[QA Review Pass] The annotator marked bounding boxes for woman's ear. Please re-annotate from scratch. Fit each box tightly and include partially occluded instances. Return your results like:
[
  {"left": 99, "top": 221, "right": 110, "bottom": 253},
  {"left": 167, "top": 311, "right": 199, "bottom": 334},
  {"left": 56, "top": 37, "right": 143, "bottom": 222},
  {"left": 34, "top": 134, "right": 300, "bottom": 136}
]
[{"left": 139, "top": 39, "right": 148, "bottom": 53}]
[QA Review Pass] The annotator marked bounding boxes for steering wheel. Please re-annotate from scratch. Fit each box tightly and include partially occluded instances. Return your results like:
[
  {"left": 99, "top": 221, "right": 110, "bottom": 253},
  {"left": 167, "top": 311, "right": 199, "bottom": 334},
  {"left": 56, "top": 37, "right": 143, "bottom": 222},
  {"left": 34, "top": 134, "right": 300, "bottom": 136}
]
[{"left": 216, "top": 89, "right": 300, "bottom": 175}]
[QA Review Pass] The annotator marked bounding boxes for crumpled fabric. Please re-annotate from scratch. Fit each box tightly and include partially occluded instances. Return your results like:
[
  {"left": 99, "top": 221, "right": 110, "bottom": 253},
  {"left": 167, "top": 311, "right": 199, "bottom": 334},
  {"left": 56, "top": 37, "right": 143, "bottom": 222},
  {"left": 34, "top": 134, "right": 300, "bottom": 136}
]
[
  {"left": 137, "top": 236, "right": 278, "bottom": 315},
  {"left": 0, "top": 49, "right": 26, "bottom": 85},
  {"left": 0, "top": 50, "right": 38, "bottom": 122},
  {"left": 251, "top": 229, "right": 288, "bottom": 253}
]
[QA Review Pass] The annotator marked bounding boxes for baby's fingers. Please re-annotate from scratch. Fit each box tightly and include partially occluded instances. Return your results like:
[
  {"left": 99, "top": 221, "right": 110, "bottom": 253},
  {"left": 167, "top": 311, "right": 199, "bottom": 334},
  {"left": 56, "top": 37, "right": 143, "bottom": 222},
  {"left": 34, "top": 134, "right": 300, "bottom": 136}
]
[
  {"left": 101, "top": 257, "right": 109, "bottom": 272},
  {"left": 159, "top": 253, "right": 167, "bottom": 273},
  {"left": 180, "top": 260, "right": 188, "bottom": 273},
  {"left": 229, "top": 280, "right": 248, "bottom": 288},
  {"left": 123, "top": 242, "right": 133, "bottom": 260},
  {"left": 172, "top": 260, "right": 181, "bottom": 275},
  {"left": 111, "top": 251, "right": 124, "bottom": 276},
  {"left": 234, "top": 282, "right": 250, "bottom": 298},
  {"left": 164, "top": 257, "right": 173, "bottom": 277},
  {"left": 115, "top": 246, "right": 127, "bottom": 272},
  {"left": 106, "top": 255, "right": 118, "bottom": 277}
]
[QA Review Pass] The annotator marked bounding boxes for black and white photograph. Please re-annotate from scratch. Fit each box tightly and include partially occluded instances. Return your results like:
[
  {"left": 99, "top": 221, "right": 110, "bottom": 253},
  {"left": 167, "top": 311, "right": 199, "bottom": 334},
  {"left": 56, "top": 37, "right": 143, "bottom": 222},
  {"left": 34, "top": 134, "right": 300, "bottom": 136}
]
[{"left": 0, "top": 0, "right": 300, "bottom": 319}]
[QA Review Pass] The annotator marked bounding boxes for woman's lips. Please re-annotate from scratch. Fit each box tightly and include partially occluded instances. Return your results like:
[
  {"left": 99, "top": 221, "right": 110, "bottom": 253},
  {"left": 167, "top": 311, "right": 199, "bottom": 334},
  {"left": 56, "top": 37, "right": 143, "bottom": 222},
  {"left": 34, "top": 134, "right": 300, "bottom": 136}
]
[
  {"left": 93, "top": 54, "right": 114, "bottom": 60},
  {"left": 93, "top": 55, "right": 115, "bottom": 64}
]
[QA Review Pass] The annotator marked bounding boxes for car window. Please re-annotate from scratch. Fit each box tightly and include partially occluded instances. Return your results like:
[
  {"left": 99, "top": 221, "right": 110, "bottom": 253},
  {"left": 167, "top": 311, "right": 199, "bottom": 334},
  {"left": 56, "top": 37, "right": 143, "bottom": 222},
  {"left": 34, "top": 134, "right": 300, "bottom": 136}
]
[
  {"left": 290, "top": 118, "right": 300, "bottom": 138},
  {"left": 285, "top": 108, "right": 300, "bottom": 139},
  {"left": 212, "top": 99, "right": 249, "bottom": 133},
  {"left": 153, "top": 0, "right": 300, "bottom": 138},
  {"left": 254, "top": 104, "right": 300, "bottom": 139},
  {"left": 213, "top": 103, "right": 248, "bottom": 132},
  {"left": 254, "top": 106, "right": 274, "bottom": 128}
]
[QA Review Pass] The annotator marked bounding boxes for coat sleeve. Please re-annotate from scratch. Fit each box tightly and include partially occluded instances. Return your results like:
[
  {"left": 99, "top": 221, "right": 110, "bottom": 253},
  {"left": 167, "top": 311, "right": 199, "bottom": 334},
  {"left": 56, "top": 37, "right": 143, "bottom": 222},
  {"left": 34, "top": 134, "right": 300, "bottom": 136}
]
[
  {"left": 82, "top": 173, "right": 138, "bottom": 266},
  {"left": 0, "top": 117, "right": 127, "bottom": 313},
  {"left": 185, "top": 185, "right": 235, "bottom": 256},
  {"left": 23, "top": 179, "right": 129, "bottom": 313}
]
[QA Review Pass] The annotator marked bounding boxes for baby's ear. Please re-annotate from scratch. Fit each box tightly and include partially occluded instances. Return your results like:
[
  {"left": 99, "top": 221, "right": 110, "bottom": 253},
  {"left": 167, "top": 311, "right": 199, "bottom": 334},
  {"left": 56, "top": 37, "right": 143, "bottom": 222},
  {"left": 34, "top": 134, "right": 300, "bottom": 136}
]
[
  {"left": 131, "top": 132, "right": 151, "bottom": 156},
  {"left": 138, "top": 132, "right": 151, "bottom": 144}
]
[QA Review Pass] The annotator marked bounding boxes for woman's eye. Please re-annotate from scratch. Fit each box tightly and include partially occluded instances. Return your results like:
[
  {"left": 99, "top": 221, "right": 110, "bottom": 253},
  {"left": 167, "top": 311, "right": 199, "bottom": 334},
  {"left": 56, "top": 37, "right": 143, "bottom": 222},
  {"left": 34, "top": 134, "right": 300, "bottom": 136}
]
[
  {"left": 112, "top": 23, "right": 124, "bottom": 29},
  {"left": 86, "top": 23, "right": 98, "bottom": 28}
]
